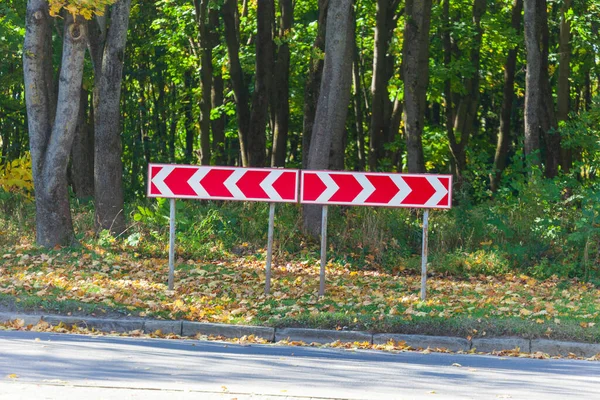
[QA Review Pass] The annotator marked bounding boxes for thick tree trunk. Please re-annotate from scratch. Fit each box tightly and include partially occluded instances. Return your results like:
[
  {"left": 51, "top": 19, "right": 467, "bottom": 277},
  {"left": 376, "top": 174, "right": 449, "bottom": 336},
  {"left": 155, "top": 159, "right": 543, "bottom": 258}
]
[
  {"left": 271, "top": 0, "right": 293, "bottom": 167},
  {"left": 491, "top": 0, "right": 523, "bottom": 192},
  {"left": 194, "top": 0, "right": 212, "bottom": 165},
  {"left": 70, "top": 88, "right": 94, "bottom": 198},
  {"left": 94, "top": 0, "right": 131, "bottom": 235},
  {"left": 303, "top": 0, "right": 354, "bottom": 237},
  {"left": 223, "top": 0, "right": 250, "bottom": 166},
  {"left": 524, "top": 0, "right": 542, "bottom": 166},
  {"left": 24, "top": 4, "right": 87, "bottom": 247},
  {"left": 301, "top": 0, "right": 328, "bottom": 169},
  {"left": 402, "top": 0, "right": 433, "bottom": 173}
]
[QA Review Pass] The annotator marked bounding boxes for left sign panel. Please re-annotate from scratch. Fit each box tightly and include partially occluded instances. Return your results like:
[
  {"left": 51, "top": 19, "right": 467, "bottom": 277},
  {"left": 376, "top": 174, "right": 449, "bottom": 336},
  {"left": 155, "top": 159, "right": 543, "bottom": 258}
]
[{"left": 147, "top": 164, "right": 299, "bottom": 203}]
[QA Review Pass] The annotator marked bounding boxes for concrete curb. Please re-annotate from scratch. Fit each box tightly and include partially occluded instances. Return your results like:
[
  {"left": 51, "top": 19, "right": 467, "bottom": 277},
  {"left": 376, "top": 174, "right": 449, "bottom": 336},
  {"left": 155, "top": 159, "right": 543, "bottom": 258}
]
[{"left": 1, "top": 312, "right": 598, "bottom": 358}]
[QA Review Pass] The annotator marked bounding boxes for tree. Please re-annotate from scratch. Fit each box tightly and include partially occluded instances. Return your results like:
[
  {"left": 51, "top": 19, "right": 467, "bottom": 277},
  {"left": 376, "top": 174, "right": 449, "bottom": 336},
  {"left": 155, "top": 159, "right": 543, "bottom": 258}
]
[
  {"left": 24, "top": 1, "right": 87, "bottom": 247},
  {"left": 89, "top": 0, "right": 132, "bottom": 234},
  {"left": 402, "top": 0, "right": 433, "bottom": 173},
  {"left": 303, "top": 0, "right": 354, "bottom": 236}
]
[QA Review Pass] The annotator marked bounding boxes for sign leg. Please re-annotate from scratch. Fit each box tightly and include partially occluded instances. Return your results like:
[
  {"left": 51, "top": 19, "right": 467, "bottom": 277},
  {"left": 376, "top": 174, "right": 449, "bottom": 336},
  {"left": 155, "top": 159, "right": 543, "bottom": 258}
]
[
  {"left": 168, "top": 198, "right": 176, "bottom": 291},
  {"left": 420, "top": 210, "right": 429, "bottom": 301},
  {"left": 319, "top": 206, "right": 328, "bottom": 296},
  {"left": 265, "top": 203, "right": 276, "bottom": 295}
]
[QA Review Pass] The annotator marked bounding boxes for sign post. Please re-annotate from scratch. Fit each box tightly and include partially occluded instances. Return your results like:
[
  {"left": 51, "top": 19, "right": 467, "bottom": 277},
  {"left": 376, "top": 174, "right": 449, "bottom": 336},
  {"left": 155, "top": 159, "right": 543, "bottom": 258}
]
[
  {"left": 148, "top": 164, "right": 299, "bottom": 291},
  {"left": 300, "top": 170, "right": 452, "bottom": 296},
  {"left": 168, "top": 198, "right": 176, "bottom": 290}
]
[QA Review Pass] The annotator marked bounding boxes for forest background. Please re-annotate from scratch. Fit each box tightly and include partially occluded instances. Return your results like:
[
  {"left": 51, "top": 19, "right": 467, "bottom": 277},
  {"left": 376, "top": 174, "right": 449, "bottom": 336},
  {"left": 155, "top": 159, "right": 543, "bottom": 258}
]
[{"left": 1, "top": 0, "right": 600, "bottom": 287}]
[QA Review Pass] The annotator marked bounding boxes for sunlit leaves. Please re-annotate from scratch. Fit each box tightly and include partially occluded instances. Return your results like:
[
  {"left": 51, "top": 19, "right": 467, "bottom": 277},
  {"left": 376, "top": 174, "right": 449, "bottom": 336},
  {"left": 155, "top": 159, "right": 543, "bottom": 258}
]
[{"left": 48, "top": 0, "right": 118, "bottom": 20}]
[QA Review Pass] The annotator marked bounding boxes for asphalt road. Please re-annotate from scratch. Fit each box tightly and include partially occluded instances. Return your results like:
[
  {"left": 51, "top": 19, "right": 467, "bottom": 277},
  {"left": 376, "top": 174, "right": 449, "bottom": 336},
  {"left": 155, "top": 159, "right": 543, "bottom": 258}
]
[{"left": 1, "top": 331, "right": 599, "bottom": 399}]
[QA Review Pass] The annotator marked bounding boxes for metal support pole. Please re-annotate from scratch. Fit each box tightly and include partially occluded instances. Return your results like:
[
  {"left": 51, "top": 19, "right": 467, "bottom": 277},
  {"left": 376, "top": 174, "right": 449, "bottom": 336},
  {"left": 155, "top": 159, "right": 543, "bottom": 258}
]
[
  {"left": 168, "top": 198, "right": 176, "bottom": 291},
  {"left": 319, "top": 206, "right": 328, "bottom": 296},
  {"left": 420, "top": 210, "right": 429, "bottom": 301},
  {"left": 265, "top": 203, "right": 276, "bottom": 295}
]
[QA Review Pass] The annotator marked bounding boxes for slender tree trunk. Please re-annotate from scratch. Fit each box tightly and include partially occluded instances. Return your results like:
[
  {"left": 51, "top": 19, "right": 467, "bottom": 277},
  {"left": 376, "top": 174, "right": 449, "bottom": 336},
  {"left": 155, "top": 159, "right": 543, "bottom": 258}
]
[
  {"left": 194, "top": 0, "right": 212, "bottom": 165},
  {"left": 301, "top": 0, "right": 328, "bottom": 169},
  {"left": 93, "top": 0, "right": 131, "bottom": 235},
  {"left": 352, "top": 50, "right": 366, "bottom": 171},
  {"left": 491, "top": 0, "right": 523, "bottom": 192},
  {"left": 303, "top": 0, "right": 354, "bottom": 237},
  {"left": 209, "top": 9, "right": 226, "bottom": 165},
  {"left": 24, "top": 3, "right": 87, "bottom": 247},
  {"left": 557, "top": 0, "right": 572, "bottom": 173},
  {"left": 223, "top": 0, "right": 250, "bottom": 166},
  {"left": 447, "top": 0, "right": 486, "bottom": 176},
  {"left": 402, "top": 0, "right": 433, "bottom": 173},
  {"left": 271, "top": 0, "right": 293, "bottom": 167},
  {"left": 70, "top": 87, "right": 94, "bottom": 198},
  {"left": 183, "top": 70, "right": 196, "bottom": 163},
  {"left": 369, "top": 0, "right": 400, "bottom": 171},
  {"left": 524, "top": 0, "right": 542, "bottom": 166},
  {"left": 246, "top": 0, "right": 274, "bottom": 167}
]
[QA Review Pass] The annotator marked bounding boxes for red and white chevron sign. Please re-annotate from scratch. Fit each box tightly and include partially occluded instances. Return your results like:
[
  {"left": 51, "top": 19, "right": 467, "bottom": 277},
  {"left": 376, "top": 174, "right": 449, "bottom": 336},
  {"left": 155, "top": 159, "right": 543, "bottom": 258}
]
[
  {"left": 148, "top": 164, "right": 299, "bottom": 203},
  {"left": 301, "top": 171, "right": 452, "bottom": 208}
]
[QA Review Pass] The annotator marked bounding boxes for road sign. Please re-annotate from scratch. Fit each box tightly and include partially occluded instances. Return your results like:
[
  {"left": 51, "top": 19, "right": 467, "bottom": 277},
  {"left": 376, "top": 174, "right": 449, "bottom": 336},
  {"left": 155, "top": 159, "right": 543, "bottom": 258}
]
[
  {"left": 148, "top": 164, "right": 299, "bottom": 203},
  {"left": 300, "top": 171, "right": 452, "bottom": 209}
]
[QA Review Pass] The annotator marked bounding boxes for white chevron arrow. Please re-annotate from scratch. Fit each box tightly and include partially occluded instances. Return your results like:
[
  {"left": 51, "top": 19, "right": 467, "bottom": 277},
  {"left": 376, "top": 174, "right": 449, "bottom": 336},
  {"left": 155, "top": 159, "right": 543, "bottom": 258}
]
[
  {"left": 260, "top": 170, "right": 284, "bottom": 201},
  {"left": 315, "top": 172, "right": 339, "bottom": 202},
  {"left": 223, "top": 168, "right": 246, "bottom": 199},
  {"left": 352, "top": 174, "right": 376, "bottom": 204},
  {"left": 151, "top": 166, "right": 175, "bottom": 197},
  {"left": 389, "top": 175, "right": 412, "bottom": 205},
  {"left": 425, "top": 177, "right": 449, "bottom": 207},
  {"left": 187, "top": 167, "right": 210, "bottom": 198}
]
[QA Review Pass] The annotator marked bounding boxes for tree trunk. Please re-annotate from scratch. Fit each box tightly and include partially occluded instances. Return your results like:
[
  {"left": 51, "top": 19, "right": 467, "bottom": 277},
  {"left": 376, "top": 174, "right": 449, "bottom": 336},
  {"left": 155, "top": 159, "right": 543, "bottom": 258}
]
[
  {"left": 209, "top": 9, "right": 226, "bottom": 165},
  {"left": 24, "top": 3, "right": 86, "bottom": 247},
  {"left": 246, "top": 0, "right": 274, "bottom": 167},
  {"left": 70, "top": 87, "right": 94, "bottom": 199},
  {"left": 271, "top": 0, "right": 293, "bottom": 167},
  {"left": 368, "top": 0, "right": 400, "bottom": 171},
  {"left": 491, "top": 0, "right": 523, "bottom": 192},
  {"left": 557, "top": 0, "right": 572, "bottom": 173},
  {"left": 303, "top": 0, "right": 354, "bottom": 237},
  {"left": 93, "top": 0, "right": 132, "bottom": 235},
  {"left": 447, "top": 0, "right": 486, "bottom": 176},
  {"left": 194, "top": 0, "right": 212, "bottom": 165},
  {"left": 223, "top": 0, "right": 251, "bottom": 166},
  {"left": 301, "top": 0, "right": 328, "bottom": 169},
  {"left": 183, "top": 70, "right": 196, "bottom": 163},
  {"left": 524, "top": 0, "right": 542, "bottom": 166},
  {"left": 402, "top": 0, "right": 433, "bottom": 173},
  {"left": 352, "top": 50, "right": 366, "bottom": 171}
]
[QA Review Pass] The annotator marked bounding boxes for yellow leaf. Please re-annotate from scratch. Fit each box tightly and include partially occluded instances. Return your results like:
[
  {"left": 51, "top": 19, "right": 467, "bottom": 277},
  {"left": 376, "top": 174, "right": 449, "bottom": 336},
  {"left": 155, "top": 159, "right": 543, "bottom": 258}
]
[{"left": 6, "top": 374, "right": 18, "bottom": 379}]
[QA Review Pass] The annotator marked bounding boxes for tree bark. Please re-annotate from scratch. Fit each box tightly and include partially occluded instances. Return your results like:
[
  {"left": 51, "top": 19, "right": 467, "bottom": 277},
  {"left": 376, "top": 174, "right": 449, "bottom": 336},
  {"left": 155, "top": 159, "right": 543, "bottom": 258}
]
[
  {"left": 246, "top": 0, "right": 274, "bottom": 167},
  {"left": 402, "top": 0, "right": 433, "bottom": 173},
  {"left": 70, "top": 87, "right": 94, "bottom": 199},
  {"left": 93, "top": 0, "right": 132, "bottom": 235},
  {"left": 368, "top": 0, "right": 400, "bottom": 171},
  {"left": 271, "top": 0, "right": 293, "bottom": 167},
  {"left": 223, "top": 0, "right": 250, "bottom": 166},
  {"left": 209, "top": 9, "right": 226, "bottom": 165},
  {"left": 524, "top": 0, "right": 542, "bottom": 166},
  {"left": 303, "top": 0, "right": 354, "bottom": 237},
  {"left": 557, "top": 0, "right": 572, "bottom": 173},
  {"left": 447, "top": 0, "right": 486, "bottom": 176},
  {"left": 301, "top": 0, "right": 328, "bottom": 169},
  {"left": 491, "top": 0, "right": 523, "bottom": 192},
  {"left": 183, "top": 70, "right": 196, "bottom": 163},
  {"left": 194, "top": 0, "right": 212, "bottom": 165},
  {"left": 24, "top": 3, "right": 87, "bottom": 247},
  {"left": 352, "top": 49, "right": 366, "bottom": 171}
]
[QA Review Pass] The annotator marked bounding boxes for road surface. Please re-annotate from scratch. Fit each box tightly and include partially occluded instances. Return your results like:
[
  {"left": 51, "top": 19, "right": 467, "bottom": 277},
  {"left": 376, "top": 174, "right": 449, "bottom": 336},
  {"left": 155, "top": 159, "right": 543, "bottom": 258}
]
[{"left": 1, "top": 331, "right": 599, "bottom": 399}]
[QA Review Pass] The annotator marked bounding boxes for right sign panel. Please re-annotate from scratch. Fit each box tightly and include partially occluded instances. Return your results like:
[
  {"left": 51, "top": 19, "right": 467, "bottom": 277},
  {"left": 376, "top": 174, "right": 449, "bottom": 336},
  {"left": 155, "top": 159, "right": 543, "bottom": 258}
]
[{"left": 300, "top": 171, "right": 452, "bottom": 209}]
